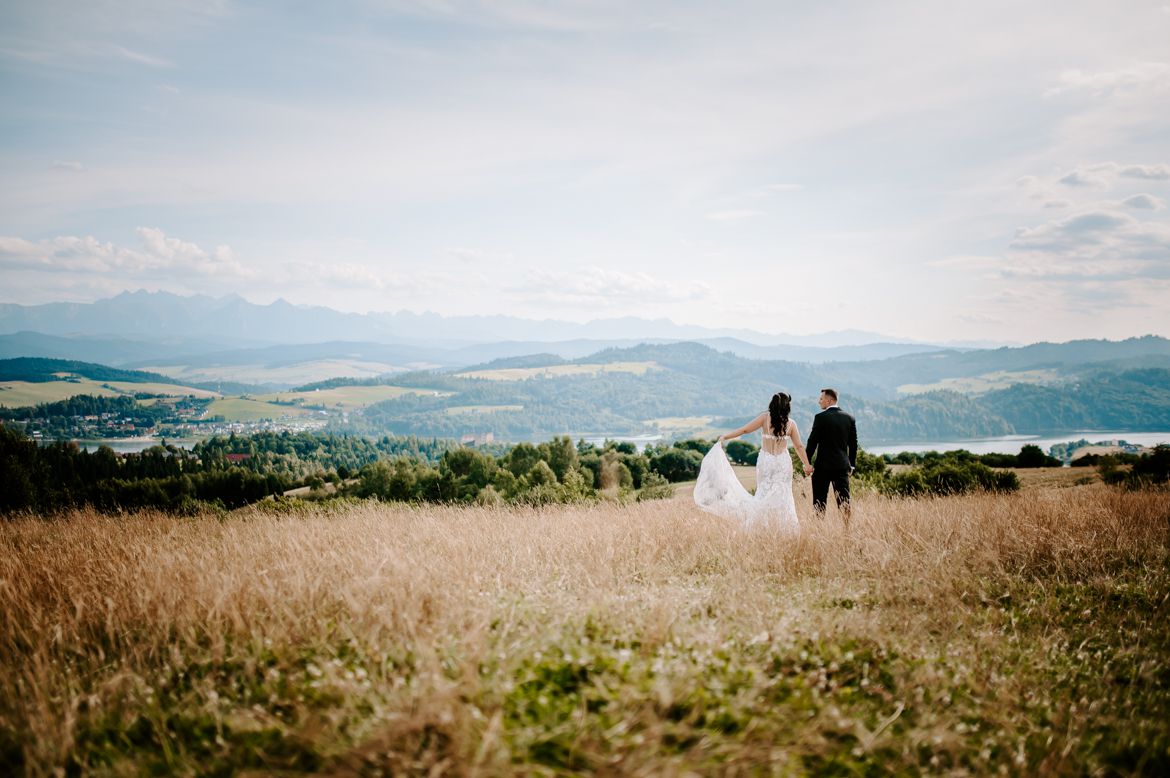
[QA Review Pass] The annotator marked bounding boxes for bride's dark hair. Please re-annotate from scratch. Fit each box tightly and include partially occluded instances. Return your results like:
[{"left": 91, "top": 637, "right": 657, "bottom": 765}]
[{"left": 768, "top": 392, "right": 791, "bottom": 437}]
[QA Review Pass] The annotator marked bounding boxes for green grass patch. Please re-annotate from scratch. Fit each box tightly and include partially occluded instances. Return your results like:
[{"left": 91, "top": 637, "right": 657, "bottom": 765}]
[
  {"left": 255, "top": 385, "right": 448, "bottom": 410},
  {"left": 205, "top": 398, "right": 314, "bottom": 422}
]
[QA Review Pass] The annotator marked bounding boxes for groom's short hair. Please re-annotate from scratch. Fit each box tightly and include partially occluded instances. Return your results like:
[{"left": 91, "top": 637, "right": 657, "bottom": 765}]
[{"left": 821, "top": 388, "right": 838, "bottom": 402}]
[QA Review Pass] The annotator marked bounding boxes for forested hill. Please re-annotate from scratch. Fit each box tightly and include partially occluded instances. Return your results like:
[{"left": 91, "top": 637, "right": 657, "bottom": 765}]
[
  {"left": 351, "top": 342, "right": 1170, "bottom": 443},
  {"left": 4, "top": 341, "right": 1169, "bottom": 444},
  {"left": 827, "top": 335, "right": 1170, "bottom": 392},
  {"left": 0, "top": 357, "right": 186, "bottom": 386}
]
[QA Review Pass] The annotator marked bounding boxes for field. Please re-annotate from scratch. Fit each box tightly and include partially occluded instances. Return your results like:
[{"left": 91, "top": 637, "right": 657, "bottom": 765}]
[
  {"left": 255, "top": 385, "right": 449, "bottom": 411},
  {"left": 139, "top": 359, "right": 421, "bottom": 388},
  {"left": 0, "top": 379, "right": 218, "bottom": 408},
  {"left": 456, "top": 361, "right": 660, "bottom": 381},
  {"left": 205, "top": 397, "right": 316, "bottom": 422},
  {"left": 443, "top": 404, "right": 525, "bottom": 416},
  {"left": 648, "top": 416, "right": 719, "bottom": 438},
  {"left": 2, "top": 483, "right": 1168, "bottom": 775},
  {"left": 897, "top": 369, "right": 1060, "bottom": 396}
]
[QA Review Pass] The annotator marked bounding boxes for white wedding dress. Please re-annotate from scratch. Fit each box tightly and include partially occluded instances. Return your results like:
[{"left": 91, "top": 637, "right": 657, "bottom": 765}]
[{"left": 693, "top": 433, "right": 800, "bottom": 532}]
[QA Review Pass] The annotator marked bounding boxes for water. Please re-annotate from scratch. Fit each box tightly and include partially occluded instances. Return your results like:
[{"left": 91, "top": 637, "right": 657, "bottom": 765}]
[
  {"left": 577, "top": 433, "right": 663, "bottom": 450},
  {"left": 69, "top": 438, "right": 201, "bottom": 454},
  {"left": 864, "top": 431, "right": 1170, "bottom": 457},
  {"left": 59, "top": 429, "right": 1170, "bottom": 457}
]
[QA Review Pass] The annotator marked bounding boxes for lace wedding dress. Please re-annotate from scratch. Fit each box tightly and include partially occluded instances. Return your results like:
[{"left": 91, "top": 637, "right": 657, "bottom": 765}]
[{"left": 693, "top": 433, "right": 800, "bottom": 532}]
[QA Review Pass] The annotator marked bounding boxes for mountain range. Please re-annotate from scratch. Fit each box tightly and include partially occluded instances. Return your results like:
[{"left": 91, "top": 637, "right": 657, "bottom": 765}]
[{"left": 0, "top": 290, "right": 997, "bottom": 351}]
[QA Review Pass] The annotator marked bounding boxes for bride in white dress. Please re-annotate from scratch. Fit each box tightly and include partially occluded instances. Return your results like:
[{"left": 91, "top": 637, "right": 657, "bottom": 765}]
[{"left": 693, "top": 392, "right": 812, "bottom": 532}]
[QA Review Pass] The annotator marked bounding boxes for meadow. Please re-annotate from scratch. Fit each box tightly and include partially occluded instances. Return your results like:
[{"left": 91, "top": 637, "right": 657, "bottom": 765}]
[
  {"left": 1, "top": 481, "right": 1167, "bottom": 775},
  {"left": 256, "top": 386, "right": 450, "bottom": 412},
  {"left": 204, "top": 397, "right": 316, "bottom": 423},
  {"left": 0, "top": 379, "right": 219, "bottom": 408},
  {"left": 455, "top": 361, "right": 660, "bottom": 381}
]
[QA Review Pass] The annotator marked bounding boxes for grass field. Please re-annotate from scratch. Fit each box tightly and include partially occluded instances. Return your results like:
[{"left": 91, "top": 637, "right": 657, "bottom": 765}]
[
  {"left": 139, "top": 359, "right": 422, "bottom": 388},
  {"left": 255, "top": 385, "right": 449, "bottom": 411},
  {"left": 0, "top": 379, "right": 218, "bottom": 408},
  {"left": 205, "top": 397, "right": 316, "bottom": 422},
  {"left": 457, "top": 361, "right": 660, "bottom": 381},
  {"left": 2, "top": 483, "right": 1167, "bottom": 775},
  {"left": 897, "top": 369, "right": 1060, "bottom": 395},
  {"left": 443, "top": 404, "right": 525, "bottom": 416}
]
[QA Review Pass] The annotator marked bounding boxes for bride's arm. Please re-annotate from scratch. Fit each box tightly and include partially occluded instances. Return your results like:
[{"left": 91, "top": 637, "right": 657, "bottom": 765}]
[
  {"left": 788, "top": 420, "right": 813, "bottom": 475},
  {"left": 718, "top": 413, "right": 766, "bottom": 442}
]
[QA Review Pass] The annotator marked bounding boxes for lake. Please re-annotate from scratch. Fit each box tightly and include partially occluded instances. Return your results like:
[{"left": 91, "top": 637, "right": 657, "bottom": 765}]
[
  {"left": 864, "top": 431, "right": 1170, "bottom": 457},
  {"left": 59, "top": 429, "right": 1170, "bottom": 457},
  {"left": 70, "top": 438, "right": 202, "bottom": 454}
]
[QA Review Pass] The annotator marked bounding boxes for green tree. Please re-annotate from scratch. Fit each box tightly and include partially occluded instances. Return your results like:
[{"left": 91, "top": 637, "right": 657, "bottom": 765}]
[{"left": 725, "top": 440, "right": 759, "bottom": 466}]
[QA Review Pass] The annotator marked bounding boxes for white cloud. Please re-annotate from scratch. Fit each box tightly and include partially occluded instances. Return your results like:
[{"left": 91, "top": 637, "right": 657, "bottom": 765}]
[
  {"left": 926, "top": 254, "right": 1002, "bottom": 269},
  {"left": 1050, "top": 162, "right": 1170, "bottom": 191},
  {"left": 1120, "top": 164, "right": 1170, "bottom": 180},
  {"left": 705, "top": 209, "right": 763, "bottom": 221},
  {"left": 1045, "top": 61, "right": 1170, "bottom": 96},
  {"left": 1008, "top": 209, "right": 1170, "bottom": 280},
  {"left": 1058, "top": 169, "right": 1110, "bottom": 188},
  {"left": 0, "top": 228, "right": 254, "bottom": 279},
  {"left": 509, "top": 265, "right": 710, "bottom": 307},
  {"left": 281, "top": 260, "right": 409, "bottom": 291},
  {"left": 110, "top": 44, "right": 172, "bottom": 68},
  {"left": 1044, "top": 199, "right": 1072, "bottom": 209},
  {"left": 1122, "top": 194, "right": 1165, "bottom": 210}
]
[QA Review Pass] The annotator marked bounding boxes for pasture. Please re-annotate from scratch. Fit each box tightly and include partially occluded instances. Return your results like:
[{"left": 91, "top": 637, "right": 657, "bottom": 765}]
[
  {"left": 443, "top": 404, "right": 525, "bottom": 416},
  {"left": 456, "top": 361, "right": 660, "bottom": 381},
  {"left": 897, "top": 369, "right": 1060, "bottom": 396},
  {"left": 204, "top": 397, "right": 316, "bottom": 422},
  {"left": 139, "top": 358, "right": 416, "bottom": 388},
  {"left": 0, "top": 378, "right": 218, "bottom": 408},
  {"left": 1, "top": 483, "right": 1166, "bottom": 775},
  {"left": 255, "top": 385, "right": 449, "bottom": 411}
]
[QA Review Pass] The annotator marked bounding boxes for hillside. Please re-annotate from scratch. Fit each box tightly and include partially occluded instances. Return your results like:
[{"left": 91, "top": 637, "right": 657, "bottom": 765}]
[
  {"left": 834, "top": 336, "right": 1170, "bottom": 394},
  {"left": 0, "top": 290, "right": 939, "bottom": 349},
  {"left": 0, "top": 357, "right": 202, "bottom": 387},
  {"left": 351, "top": 343, "right": 1170, "bottom": 443},
  {"left": 5, "top": 341, "right": 1170, "bottom": 444}
]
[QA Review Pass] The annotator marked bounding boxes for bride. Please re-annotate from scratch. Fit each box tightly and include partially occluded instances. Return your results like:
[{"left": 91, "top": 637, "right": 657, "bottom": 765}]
[{"left": 693, "top": 392, "right": 811, "bottom": 531}]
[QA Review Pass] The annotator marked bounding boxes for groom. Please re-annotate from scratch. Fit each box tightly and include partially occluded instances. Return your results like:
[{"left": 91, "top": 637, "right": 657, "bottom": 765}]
[{"left": 805, "top": 388, "right": 858, "bottom": 523}]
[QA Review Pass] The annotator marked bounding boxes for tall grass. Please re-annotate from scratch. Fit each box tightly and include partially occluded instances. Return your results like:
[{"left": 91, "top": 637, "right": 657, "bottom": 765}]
[{"left": 2, "top": 486, "right": 1168, "bottom": 775}]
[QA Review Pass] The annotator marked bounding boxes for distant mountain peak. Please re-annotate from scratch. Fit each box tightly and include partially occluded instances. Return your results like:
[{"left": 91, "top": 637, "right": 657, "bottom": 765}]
[{"left": 0, "top": 289, "right": 1010, "bottom": 349}]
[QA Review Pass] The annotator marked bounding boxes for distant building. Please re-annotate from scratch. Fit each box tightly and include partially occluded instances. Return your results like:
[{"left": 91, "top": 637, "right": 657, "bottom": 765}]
[
  {"left": 225, "top": 453, "right": 252, "bottom": 463},
  {"left": 460, "top": 432, "right": 495, "bottom": 446}
]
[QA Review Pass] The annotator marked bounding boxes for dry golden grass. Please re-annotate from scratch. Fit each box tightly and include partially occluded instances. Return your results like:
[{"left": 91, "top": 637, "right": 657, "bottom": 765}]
[{"left": 2, "top": 485, "right": 1168, "bottom": 775}]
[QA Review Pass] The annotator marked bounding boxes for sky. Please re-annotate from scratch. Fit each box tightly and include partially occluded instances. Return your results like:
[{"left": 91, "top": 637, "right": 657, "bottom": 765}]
[{"left": 1, "top": 0, "right": 1169, "bottom": 343}]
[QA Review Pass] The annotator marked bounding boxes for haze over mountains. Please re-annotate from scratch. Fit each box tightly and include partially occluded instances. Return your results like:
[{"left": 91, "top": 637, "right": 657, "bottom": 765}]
[
  {"left": 2, "top": 290, "right": 1169, "bottom": 445},
  {"left": 0, "top": 290, "right": 994, "bottom": 351}
]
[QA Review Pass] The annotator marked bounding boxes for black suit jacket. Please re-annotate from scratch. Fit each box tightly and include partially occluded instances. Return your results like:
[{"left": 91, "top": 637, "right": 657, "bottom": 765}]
[{"left": 806, "top": 407, "right": 858, "bottom": 473}]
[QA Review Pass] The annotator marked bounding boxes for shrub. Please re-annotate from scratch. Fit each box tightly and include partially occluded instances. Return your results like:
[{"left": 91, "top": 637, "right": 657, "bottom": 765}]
[
  {"left": 650, "top": 448, "right": 703, "bottom": 482},
  {"left": 1016, "top": 444, "right": 1061, "bottom": 468},
  {"left": 882, "top": 458, "right": 1019, "bottom": 497},
  {"left": 725, "top": 441, "right": 758, "bottom": 466},
  {"left": 636, "top": 471, "right": 674, "bottom": 501}
]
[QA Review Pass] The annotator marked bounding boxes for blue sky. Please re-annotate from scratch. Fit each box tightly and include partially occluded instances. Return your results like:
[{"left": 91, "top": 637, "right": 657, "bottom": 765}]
[{"left": 1, "top": 0, "right": 1168, "bottom": 342}]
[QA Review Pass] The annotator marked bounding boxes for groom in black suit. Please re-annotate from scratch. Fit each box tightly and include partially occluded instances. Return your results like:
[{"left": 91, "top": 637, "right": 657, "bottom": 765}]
[{"left": 805, "top": 388, "right": 858, "bottom": 523}]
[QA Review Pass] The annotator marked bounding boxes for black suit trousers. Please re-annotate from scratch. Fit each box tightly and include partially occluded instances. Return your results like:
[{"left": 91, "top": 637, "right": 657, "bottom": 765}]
[{"left": 812, "top": 469, "right": 851, "bottom": 513}]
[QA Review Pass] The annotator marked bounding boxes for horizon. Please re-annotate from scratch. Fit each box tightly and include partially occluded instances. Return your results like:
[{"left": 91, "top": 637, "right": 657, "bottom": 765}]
[
  {"left": 2, "top": 2, "right": 1169, "bottom": 343},
  {"left": 6, "top": 287, "right": 1170, "bottom": 350}
]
